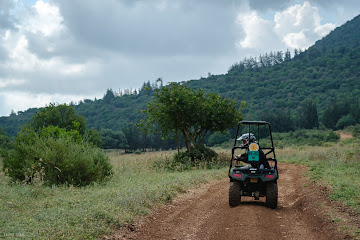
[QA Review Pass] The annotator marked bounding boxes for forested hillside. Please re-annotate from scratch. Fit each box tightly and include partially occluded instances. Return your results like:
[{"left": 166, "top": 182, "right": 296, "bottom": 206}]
[{"left": 1, "top": 14, "right": 360, "bottom": 145}]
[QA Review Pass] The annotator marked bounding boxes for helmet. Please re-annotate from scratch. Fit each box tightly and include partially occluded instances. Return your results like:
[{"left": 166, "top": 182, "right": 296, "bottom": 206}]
[{"left": 237, "top": 133, "right": 256, "bottom": 143}]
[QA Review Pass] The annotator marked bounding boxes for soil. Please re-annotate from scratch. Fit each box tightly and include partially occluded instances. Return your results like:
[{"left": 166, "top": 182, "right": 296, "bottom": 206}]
[
  {"left": 337, "top": 131, "right": 354, "bottom": 141},
  {"left": 105, "top": 163, "right": 359, "bottom": 240}
]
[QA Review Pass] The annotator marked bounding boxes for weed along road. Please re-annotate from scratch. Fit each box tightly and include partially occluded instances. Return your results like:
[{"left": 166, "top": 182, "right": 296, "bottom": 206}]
[{"left": 113, "top": 163, "right": 350, "bottom": 240}]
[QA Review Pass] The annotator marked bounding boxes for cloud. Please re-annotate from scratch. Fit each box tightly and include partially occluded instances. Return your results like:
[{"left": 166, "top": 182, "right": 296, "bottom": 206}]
[
  {"left": 235, "top": 1, "right": 336, "bottom": 53},
  {"left": 236, "top": 11, "right": 282, "bottom": 51},
  {"left": 20, "top": 0, "right": 64, "bottom": 37},
  {"left": 247, "top": 0, "right": 292, "bottom": 12},
  {"left": 53, "top": 0, "right": 237, "bottom": 57},
  {"left": 0, "top": 91, "right": 98, "bottom": 116},
  {"left": 0, "top": 0, "right": 16, "bottom": 29},
  {"left": 274, "top": 2, "right": 336, "bottom": 49}
]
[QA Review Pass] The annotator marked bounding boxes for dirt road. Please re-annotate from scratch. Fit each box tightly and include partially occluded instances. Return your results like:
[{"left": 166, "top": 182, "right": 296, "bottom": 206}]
[{"left": 110, "top": 163, "right": 356, "bottom": 240}]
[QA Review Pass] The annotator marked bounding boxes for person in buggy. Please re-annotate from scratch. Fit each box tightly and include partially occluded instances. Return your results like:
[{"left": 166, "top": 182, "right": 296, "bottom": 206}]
[{"left": 234, "top": 133, "right": 270, "bottom": 169}]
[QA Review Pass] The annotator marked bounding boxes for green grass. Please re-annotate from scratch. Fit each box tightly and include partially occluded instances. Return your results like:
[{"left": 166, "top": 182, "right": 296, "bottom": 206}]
[
  {"left": 2, "top": 142, "right": 359, "bottom": 239},
  {"left": 0, "top": 150, "right": 227, "bottom": 239},
  {"left": 278, "top": 142, "right": 360, "bottom": 212}
]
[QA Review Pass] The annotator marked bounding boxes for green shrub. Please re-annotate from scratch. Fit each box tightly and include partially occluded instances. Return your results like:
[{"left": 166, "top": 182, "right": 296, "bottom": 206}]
[
  {"left": 336, "top": 114, "right": 357, "bottom": 129},
  {"left": 273, "top": 129, "right": 340, "bottom": 147},
  {"left": 346, "top": 124, "right": 360, "bottom": 138},
  {"left": 178, "top": 144, "right": 218, "bottom": 162},
  {"left": 134, "top": 149, "right": 142, "bottom": 155},
  {"left": 2, "top": 127, "right": 112, "bottom": 186},
  {"left": 153, "top": 145, "right": 227, "bottom": 172}
]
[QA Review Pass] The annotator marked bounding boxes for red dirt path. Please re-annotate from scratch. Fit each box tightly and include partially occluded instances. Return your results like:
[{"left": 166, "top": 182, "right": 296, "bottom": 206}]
[{"left": 105, "top": 163, "right": 358, "bottom": 240}]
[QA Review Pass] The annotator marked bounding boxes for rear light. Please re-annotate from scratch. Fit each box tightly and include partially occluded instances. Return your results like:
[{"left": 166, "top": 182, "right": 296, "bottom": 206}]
[
  {"left": 265, "top": 175, "right": 274, "bottom": 179},
  {"left": 233, "top": 173, "right": 242, "bottom": 178}
]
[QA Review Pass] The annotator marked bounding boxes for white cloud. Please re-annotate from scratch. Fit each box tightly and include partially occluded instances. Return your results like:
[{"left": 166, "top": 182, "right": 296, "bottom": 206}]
[
  {"left": 0, "top": 91, "right": 101, "bottom": 116},
  {"left": 274, "top": 1, "right": 335, "bottom": 49},
  {"left": 282, "top": 31, "right": 308, "bottom": 49},
  {"left": 236, "top": 11, "right": 277, "bottom": 49},
  {"left": 235, "top": 1, "right": 336, "bottom": 53},
  {"left": 0, "top": 78, "right": 27, "bottom": 88},
  {"left": 20, "top": 0, "right": 64, "bottom": 37}
]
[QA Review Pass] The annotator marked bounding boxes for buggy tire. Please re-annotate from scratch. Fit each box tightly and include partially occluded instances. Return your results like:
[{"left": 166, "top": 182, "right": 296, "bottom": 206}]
[
  {"left": 266, "top": 182, "right": 278, "bottom": 209},
  {"left": 229, "top": 181, "right": 241, "bottom": 207}
]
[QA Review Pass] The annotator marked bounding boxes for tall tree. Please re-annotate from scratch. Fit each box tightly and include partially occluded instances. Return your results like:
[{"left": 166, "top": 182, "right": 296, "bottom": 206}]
[
  {"left": 30, "top": 103, "right": 87, "bottom": 135},
  {"left": 140, "top": 83, "right": 242, "bottom": 152},
  {"left": 298, "top": 99, "right": 319, "bottom": 129}
]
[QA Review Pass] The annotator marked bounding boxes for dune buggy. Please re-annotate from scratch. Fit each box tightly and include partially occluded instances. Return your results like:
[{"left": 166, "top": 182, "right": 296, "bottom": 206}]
[{"left": 228, "top": 121, "right": 278, "bottom": 209}]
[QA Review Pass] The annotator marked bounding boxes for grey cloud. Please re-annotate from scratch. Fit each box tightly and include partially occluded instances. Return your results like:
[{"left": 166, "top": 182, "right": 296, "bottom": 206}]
[
  {"left": 247, "top": 0, "right": 292, "bottom": 12},
  {"left": 52, "top": 0, "right": 239, "bottom": 58},
  {"left": 0, "top": 0, "right": 17, "bottom": 29}
]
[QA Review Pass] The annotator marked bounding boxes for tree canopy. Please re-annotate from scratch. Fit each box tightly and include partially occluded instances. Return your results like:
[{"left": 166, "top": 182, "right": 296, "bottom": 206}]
[
  {"left": 30, "top": 103, "right": 87, "bottom": 135},
  {"left": 140, "top": 83, "right": 242, "bottom": 151}
]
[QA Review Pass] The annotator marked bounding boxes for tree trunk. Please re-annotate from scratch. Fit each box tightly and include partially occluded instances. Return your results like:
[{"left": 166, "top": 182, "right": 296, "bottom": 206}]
[{"left": 182, "top": 129, "right": 191, "bottom": 152}]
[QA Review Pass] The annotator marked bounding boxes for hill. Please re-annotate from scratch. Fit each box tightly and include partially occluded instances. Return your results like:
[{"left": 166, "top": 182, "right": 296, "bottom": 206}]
[{"left": 1, "top": 14, "right": 360, "bottom": 139}]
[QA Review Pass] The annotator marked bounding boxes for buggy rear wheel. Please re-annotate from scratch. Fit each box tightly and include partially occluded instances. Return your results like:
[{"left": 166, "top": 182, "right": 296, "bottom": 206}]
[
  {"left": 229, "top": 181, "right": 241, "bottom": 207},
  {"left": 266, "top": 182, "right": 278, "bottom": 209}
]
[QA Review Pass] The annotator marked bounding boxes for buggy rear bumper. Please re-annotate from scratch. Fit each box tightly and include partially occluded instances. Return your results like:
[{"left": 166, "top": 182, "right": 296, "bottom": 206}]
[{"left": 229, "top": 167, "right": 278, "bottom": 182}]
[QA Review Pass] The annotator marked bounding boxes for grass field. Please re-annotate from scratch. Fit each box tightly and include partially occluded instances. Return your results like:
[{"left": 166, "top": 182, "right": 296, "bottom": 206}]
[
  {"left": 277, "top": 140, "right": 360, "bottom": 212},
  {"left": 1, "top": 141, "right": 359, "bottom": 239},
  {"left": 0, "top": 150, "right": 228, "bottom": 239}
]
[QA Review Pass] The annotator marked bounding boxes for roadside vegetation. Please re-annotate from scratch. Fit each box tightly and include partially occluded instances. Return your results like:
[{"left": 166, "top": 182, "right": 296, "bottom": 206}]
[
  {"left": 0, "top": 150, "right": 227, "bottom": 239},
  {"left": 278, "top": 140, "right": 360, "bottom": 213},
  {"left": 2, "top": 104, "right": 111, "bottom": 187}
]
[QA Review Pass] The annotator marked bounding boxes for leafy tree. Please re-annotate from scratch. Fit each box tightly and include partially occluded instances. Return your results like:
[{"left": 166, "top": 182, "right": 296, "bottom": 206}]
[
  {"left": 0, "top": 128, "right": 13, "bottom": 156},
  {"left": 298, "top": 99, "right": 319, "bottom": 129},
  {"left": 103, "top": 88, "right": 115, "bottom": 103},
  {"left": 260, "top": 109, "right": 294, "bottom": 132},
  {"left": 3, "top": 126, "right": 112, "bottom": 186},
  {"left": 140, "top": 83, "right": 242, "bottom": 152},
  {"left": 2, "top": 105, "right": 112, "bottom": 186},
  {"left": 101, "top": 129, "right": 129, "bottom": 149},
  {"left": 207, "top": 131, "right": 231, "bottom": 146},
  {"left": 336, "top": 114, "right": 357, "bottom": 129},
  {"left": 30, "top": 103, "right": 87, "bottom": 135}
]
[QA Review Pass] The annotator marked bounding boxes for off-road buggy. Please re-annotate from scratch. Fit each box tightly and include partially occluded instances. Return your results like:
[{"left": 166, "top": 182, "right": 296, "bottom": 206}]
[{"left": 228, "top": 121, "right": 278, "bottom": 209}]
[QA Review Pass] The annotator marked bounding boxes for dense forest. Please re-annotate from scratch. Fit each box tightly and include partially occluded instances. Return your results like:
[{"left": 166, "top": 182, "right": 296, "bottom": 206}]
[{"left": 1, "top": 14, "right": 360, "bottom": 150}]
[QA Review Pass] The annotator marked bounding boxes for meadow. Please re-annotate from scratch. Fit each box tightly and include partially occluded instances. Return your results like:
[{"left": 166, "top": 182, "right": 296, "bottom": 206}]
[
  {"left": 0, "top": 150, "right": 228, "bottom": 239},
  {"left": 1, "top": 140, "right": 359, "bottom": 239},
  {"left": 277, "top": 139, "right": 360, "bottom": 212}
]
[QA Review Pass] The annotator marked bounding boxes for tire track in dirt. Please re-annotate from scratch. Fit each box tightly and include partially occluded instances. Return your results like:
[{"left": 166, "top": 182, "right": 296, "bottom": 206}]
[{"left": 108, "top": 163, "right": 352, "bottom": 240}]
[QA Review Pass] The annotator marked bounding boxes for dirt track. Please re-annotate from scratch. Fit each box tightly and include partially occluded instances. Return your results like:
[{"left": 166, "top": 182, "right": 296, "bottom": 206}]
[{"left": 109, "top": 163, "right": 356, "bottom": 240}]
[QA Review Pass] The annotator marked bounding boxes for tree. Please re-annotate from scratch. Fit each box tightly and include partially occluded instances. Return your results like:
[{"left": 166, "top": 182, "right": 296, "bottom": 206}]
[
  {"left": 140, "top": 83, "right": 242, "bottom": 152},
  {"left": 30, "top": 103, "right": 87, "bottom": 135},
  {"left": 101, "top": 129, "right": 129, "bottom": 149},
  {"left": 0, "top": 128, "right": 13, "bottom": 155},
  {"left": 2, "top": 105, "right": 112, "bottom": 186},
  {"left": 103, "top": 88, "right": 115, "bottom": 103},
  {"left": 298, "top": 99, "right": 319, "bottom": 129},
  {"left": 260, "top": 109, "right": 294, "bottom": 132},
  {"left": 207, "top": 131, "right": 231, "bottom": 146}
]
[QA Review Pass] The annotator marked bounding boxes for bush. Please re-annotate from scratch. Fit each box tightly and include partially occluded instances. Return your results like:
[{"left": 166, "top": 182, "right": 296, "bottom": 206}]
[
  {"left": 336, "top": 114, "right": 357, "bottom": 129},
  {"left": 153, "top": 145, "right": 227, "bottom": 172},
  {"left": 346, "top": 124, "right": 360, "bottom": 138},
  {"left": 177, "top": 144, "right": 218, "bottom": 162},
  {"left": 2, "top": 127, "right": 112, "bottom": 186},
  {"left": 273, "top": 129, "right": 340, "bottom": 146}
]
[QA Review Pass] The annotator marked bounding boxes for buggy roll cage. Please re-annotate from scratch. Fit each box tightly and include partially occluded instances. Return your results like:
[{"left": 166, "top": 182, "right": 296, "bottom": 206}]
[{"left": 230, "top": 120, "right": 277, "bottom": 170}]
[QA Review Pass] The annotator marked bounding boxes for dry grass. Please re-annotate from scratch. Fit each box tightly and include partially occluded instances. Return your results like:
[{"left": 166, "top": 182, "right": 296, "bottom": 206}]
[{"left": 0, "top": 150, "right": 227, "bottom": 239}]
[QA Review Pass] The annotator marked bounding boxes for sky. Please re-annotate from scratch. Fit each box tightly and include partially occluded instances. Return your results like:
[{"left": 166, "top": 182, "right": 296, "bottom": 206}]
[{"left": 0, "top": 0, "right": 360, "bottom": 117}]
